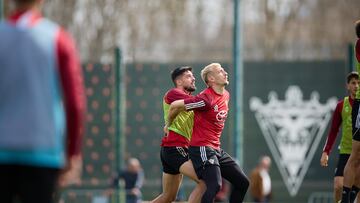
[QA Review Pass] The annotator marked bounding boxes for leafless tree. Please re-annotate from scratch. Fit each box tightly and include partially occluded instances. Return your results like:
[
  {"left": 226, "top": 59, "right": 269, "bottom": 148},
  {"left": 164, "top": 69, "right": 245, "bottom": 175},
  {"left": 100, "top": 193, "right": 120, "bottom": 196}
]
[
  {"left": 36, "top": 0, "right": 360, "bottom": 62},
  {"left": 243, "top": 0, "right": 360, "bottom": 61}
]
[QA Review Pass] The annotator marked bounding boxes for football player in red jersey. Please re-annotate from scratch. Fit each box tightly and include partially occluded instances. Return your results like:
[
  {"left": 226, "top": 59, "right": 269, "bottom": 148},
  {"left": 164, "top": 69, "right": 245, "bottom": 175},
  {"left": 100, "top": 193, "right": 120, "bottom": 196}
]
[
  {"left": 167, "top": 63, "right": 249, "bottom": 203},
  {"left": 152, "top": 66, "right": 205, "bottom": 203}
]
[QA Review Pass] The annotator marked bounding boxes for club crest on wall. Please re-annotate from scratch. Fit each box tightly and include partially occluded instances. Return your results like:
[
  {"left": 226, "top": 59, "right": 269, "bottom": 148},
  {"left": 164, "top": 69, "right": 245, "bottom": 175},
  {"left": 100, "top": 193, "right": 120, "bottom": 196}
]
[{"left": 250, "top": 86, "right": 337, "bottom": 196}]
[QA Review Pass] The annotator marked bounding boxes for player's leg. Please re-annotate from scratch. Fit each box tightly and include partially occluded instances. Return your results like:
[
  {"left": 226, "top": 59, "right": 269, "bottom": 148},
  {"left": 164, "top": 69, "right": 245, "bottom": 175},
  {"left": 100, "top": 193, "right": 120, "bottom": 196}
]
[
  {"left": 342, "top": 140, "right": 360, "bottom": 203},
  {"left": 352, "top": 168, "right": 360, "bottom": 203},
  {"left": 189, "top": 146, "right": 222, "bottom": 203},
  {"left": 335, "top": 176, "right": 344, "bottom": 202},
  {"left": 180, "top": 159, "right": 199, "bottom": 182},
  {"left": 219, "top": 150, "right": 249, "bottom": 203},
  {"left": 187, "top": 181, "right": 206, "bottom": 203},
  {"left": 179, "top": 160, "right": 206, "bottom": 203},
  {"left": 352, "top": 167, "right": 360, "bottom": 203},
  {"left": 152, "top": 146, "right": 187, "bottom": 203},
  {"left": 151, "top": 172, "right": 183, "bottom": 203},
  {"left": 200, "top": 165, "right": 222, "bottom": 203},
  {"left": 334, "top": 154, "right": 350, "bottom": 202}
]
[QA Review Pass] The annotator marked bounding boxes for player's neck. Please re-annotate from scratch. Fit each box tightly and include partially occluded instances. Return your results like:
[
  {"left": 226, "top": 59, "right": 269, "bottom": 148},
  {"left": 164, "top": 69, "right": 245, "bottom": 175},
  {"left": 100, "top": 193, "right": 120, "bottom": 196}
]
[{"left": 211, "top": 85, "right": 225, "bottom": 95}]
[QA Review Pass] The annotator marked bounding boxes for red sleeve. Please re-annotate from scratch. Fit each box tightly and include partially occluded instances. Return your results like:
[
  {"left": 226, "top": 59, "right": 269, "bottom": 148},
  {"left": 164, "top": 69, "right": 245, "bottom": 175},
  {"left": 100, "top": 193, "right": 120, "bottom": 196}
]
[
  {"left": 356, "top": 39, "right": 360, "bottom": 62},
  {"left": 184, "top": 92, "right": 211, "bottom": 111},
  {"left": 165, "top": 89, "right": 192, "bottom": 104},
  {"left": 323, "top": 100, "right": 343, "bottom": 155},
  {"left": 56, "top": 28, "right": 86, "bottom": 158},
  {"left": 349, "top": 97, "right": 354, "bottom": 107}
]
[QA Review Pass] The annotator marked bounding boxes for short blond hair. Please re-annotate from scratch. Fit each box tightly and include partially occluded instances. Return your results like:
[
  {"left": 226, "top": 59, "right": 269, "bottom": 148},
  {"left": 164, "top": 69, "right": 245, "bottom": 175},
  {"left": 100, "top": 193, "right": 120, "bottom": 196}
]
[{"left": 201, "top": 63, "right": 220, "bottom": 85}]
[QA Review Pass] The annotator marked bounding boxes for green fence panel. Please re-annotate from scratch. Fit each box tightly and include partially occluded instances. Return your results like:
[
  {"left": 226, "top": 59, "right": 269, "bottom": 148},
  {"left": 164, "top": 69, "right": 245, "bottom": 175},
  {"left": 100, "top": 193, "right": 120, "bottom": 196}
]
[
  {"left": 65, "top": 60, "right": 346, "bottom": 203},
  {"left": 243, "top": 60, "right": 346, "bottom": 203}
]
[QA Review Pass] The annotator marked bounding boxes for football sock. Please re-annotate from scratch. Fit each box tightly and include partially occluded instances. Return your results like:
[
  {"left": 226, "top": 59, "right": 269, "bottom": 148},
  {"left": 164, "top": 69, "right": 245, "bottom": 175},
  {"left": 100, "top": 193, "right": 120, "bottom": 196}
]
[
  {"left": 341, "top": 186, "right": 351, "bottom": 203},
  {"left": 350, "top": 186, "right": 360, "bottom": 203}
]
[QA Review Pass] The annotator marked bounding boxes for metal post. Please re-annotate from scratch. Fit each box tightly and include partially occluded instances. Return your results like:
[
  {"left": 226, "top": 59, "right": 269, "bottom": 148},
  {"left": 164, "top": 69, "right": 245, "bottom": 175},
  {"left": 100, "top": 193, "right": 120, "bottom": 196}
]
[
  {"left": 0, "top": 0, "right": 4, "bottom": 20},
  {"left": 115, "top": 47, "right": 123, "bottom": 175},
  {"left": 348, "top": 43, "right": 355, "bottom": 72},
  {"left": 114, "top": 47, "right": 125, "bottom": 203},
  {"left": 233, "top": 0, "right": 243, "bottom": 165}
]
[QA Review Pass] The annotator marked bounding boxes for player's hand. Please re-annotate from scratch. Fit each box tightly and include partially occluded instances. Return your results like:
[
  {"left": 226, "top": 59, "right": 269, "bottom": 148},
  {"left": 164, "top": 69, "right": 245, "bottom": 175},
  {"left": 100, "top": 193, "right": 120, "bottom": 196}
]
[
  {"left": 320, "top": 152, "right": 328, "bottom": 167},
  {"left": 163, "top": 124, "right": 169, "bottom": 136},
  {"left": 58, "top": 155, "right": 82, "bottom": 187},
  {"left": 130, "top": 188, "right": 141, "bottom": 196}
]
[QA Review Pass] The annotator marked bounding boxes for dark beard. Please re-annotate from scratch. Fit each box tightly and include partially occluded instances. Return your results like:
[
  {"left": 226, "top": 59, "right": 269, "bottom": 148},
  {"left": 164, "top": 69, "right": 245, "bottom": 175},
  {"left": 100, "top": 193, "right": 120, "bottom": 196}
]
[{"left": 184, "top": 86, "right": 196, "bottom": 92}]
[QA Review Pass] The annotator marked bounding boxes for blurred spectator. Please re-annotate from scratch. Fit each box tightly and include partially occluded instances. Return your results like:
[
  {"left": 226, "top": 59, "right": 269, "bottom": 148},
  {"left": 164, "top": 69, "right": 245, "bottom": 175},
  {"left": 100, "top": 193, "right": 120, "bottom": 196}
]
[
  {"left": 0, "top": 0, "right": 86, "bottom": 203},
  {"left": 250, "top": 156, "right": 272, "bottom": 203},
  {"left": 215, "top": 178, "right": 230, "bottom": 202},
  {"left": 114, "top": 158, "right": 144, "bottom": 203}
]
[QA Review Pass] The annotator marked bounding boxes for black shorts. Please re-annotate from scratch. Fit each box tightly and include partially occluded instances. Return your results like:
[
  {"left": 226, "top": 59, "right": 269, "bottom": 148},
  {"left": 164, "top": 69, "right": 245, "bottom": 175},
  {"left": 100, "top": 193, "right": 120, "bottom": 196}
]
[
  {"left": 352, "top": 99, "right": 360, "bottom": 141},
  {"left": 160, "top": 146, "right": 189, "bottom": 175},
  {"left": 334, "top": 153, "right": 350, "bottom": 177},
  {"left": 0, "top": 164, "right": 60, "bottom": 203},
  {"left": 189, "top": 146, "right": 237, "bottom": 179}
]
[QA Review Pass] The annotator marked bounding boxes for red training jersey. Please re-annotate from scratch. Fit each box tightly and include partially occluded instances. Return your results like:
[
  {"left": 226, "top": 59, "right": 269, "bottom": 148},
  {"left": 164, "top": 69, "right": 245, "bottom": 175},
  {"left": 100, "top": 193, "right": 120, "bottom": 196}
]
[
  {"left": 184, "top": 87, "right": 230, "bottom": 150},
  {"left": 322, "top": 97, "right": 354, "bottom": 155}
]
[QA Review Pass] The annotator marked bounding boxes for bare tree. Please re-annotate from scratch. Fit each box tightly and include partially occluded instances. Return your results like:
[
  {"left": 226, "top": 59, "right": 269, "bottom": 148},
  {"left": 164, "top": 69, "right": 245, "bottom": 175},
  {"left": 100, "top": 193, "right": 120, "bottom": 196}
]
[
  {"left": 243, "top": 0, "right": 360, "bottom": 61},
  {"left": 36, "top": 0, "right": 360, "bottom": 62}
]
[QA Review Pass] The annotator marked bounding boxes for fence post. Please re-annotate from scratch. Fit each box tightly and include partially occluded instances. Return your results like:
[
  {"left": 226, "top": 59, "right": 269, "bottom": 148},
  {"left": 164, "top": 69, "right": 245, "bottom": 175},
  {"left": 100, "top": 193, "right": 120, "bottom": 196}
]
[
  {"left": 0, "top": 0, "right": 3, "bottom": 20},
  {"left": 233, "top": 0, "right": 244, "bottom": 165},
  {"left": 348, "top": 43, "right": 355, "bottom": 72},
  {"left": 114, "top": 47, "right": 125, "bottom": 203}
]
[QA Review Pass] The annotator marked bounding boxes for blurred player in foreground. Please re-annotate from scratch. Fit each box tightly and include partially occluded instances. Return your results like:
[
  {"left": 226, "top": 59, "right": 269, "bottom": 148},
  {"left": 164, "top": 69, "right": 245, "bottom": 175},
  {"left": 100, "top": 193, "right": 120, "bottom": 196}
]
[{"left": 0, "top": 0, "right": 86, "bottom": 202}]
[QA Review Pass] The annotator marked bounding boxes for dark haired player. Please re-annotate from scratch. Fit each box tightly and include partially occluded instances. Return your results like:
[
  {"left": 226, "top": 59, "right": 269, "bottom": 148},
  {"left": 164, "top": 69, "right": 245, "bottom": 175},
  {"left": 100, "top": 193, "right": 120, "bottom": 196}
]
[{"left": 152, "top": 66, "right": 205, "bottom": 203}]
